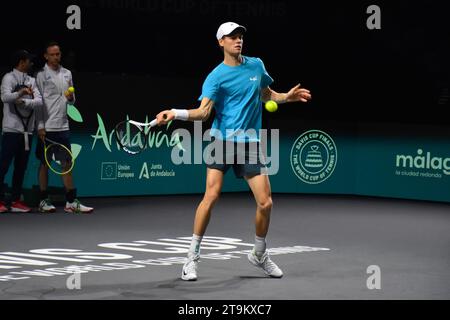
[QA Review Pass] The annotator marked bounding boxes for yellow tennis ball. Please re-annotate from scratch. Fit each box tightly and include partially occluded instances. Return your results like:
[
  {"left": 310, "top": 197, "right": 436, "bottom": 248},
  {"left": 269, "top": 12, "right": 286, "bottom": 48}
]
[
  {"left": 68, "top": 86, "right": 75, "bottom": 93},
  {"left": 265, "top": 100, "right": 278, "bottom": 112}
]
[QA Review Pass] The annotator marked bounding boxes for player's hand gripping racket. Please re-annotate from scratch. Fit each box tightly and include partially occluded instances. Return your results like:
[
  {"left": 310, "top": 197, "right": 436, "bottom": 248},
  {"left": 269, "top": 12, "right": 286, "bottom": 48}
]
[
  {"left": 115, "top": 114, "right": 167, "bottom": 155},
  {"left": 43, "top": 138, "right": 75, "bottom": 175}
]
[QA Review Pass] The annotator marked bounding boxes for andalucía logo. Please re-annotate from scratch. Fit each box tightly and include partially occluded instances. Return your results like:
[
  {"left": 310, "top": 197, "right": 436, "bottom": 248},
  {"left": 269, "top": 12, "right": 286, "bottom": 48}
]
[
  {"left": 290, "top": 130, "right": 337, "bottom": 184},
  {"left": 67, "top": 103, "right": 84, "bottom": 159}
]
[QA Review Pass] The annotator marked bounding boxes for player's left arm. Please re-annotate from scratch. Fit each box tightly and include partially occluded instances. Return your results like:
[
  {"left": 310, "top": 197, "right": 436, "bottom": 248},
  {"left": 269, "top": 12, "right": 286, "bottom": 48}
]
[{"left": 261, "top": 84, "right": 311, "bottom": 104}]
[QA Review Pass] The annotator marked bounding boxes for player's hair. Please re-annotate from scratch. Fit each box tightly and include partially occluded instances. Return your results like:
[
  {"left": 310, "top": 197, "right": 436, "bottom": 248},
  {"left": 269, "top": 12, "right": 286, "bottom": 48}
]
[
  {"left": 45, "top": 41, "right": 60, "bottom": 53},
  {"left": 10, "top": 50, "right": 31, "bottom": 68}
]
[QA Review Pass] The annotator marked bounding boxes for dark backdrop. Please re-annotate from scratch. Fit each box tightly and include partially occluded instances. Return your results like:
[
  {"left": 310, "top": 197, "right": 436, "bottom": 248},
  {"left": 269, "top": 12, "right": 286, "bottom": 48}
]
[{"left": 1, "top": 0, "right": 449, "bottom": 131}]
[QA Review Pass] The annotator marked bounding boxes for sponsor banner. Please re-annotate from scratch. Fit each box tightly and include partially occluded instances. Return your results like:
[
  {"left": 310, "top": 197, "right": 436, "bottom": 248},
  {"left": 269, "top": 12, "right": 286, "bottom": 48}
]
[
  {"left": 355, "top": 138, "right": 450, "bottom": 202},
  {"left": 4, "top": 115, "right": 449, "bottom": 203}
]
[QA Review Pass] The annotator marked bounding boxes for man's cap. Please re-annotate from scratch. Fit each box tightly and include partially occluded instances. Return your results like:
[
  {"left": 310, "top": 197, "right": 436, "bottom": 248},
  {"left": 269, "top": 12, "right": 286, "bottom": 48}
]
[{"left": 216, "top": 22, "right": 247, "bottom": 40}]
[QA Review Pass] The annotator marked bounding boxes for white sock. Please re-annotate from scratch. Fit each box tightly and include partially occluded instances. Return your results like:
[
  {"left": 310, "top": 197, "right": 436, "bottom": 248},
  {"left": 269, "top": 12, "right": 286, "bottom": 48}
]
[
  {"left": 189, "top": 234, "right": 203, "bottom": 257},
  {"left": 254, "top": 235, "right": 266, "bottom": 257}
]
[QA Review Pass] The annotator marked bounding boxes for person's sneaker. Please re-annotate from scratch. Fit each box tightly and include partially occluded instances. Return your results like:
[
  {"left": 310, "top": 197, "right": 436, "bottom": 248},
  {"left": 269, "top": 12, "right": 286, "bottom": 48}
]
[
  {"left": 10, "top": 200, "right": 32, "bottom": 213},
  {"left": 64, "top": 199, "right": 93, "bottom": 214},
  {"left": 0, "top": 201, "right": 8, "bottom": 213},
  {"left": 39, "top": 199, "right": 56, "bottom": 213},
  {"left": 181, "top": 254, "right": 200, "bottom": 281},
  {"left": 247, "top": 250, "right": 283, "bottom": 278}
]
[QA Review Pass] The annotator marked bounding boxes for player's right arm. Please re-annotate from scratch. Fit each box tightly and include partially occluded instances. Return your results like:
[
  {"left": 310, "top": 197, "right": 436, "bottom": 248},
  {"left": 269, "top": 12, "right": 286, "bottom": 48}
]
[{"left": 156, "top": 97, "right": 215, "bottom": 125}]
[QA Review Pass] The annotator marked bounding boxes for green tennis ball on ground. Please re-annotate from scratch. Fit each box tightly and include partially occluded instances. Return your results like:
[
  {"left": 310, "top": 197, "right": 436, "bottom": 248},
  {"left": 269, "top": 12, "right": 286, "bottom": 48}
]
[
  {"left": 68, "top": 86, "right": 75, "bottom": 93},
  {"left": 265, "top": 100, "right": 278, "bottom": 112}
]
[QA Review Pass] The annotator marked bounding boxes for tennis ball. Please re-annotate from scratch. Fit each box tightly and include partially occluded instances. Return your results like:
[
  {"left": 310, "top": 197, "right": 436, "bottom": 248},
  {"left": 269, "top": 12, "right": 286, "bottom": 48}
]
[
  {"left": 68, "top": 86, "right": 75, "bottom": 93},
  {"left": 265, "top": 100, "right": 278, "bottom": 112}
]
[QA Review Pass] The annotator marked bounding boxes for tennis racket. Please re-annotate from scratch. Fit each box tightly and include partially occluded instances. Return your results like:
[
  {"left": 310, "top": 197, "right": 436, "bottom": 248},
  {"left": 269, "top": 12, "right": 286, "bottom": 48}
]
[
  {"left": 43, "top": 138, "right": 75, "bottom": 175},
  {"left": 115, "top": 115, "right": 166, "bottom": 155},
  {"left": 12, "top": 84, "right": 33, "bottom": 151}
]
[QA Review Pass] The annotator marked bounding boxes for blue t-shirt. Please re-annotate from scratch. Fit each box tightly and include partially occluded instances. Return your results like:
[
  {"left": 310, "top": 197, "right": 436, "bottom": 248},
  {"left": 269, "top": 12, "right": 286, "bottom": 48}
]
[{"left": 199, "top": 56, "right": 273, "bottom": 142}]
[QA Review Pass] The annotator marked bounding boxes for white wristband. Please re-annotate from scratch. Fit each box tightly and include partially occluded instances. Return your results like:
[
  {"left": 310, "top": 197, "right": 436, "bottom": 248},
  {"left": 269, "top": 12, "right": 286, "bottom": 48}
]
[{"left": 171, "top": 108, "right": 189, "bottom": 121}]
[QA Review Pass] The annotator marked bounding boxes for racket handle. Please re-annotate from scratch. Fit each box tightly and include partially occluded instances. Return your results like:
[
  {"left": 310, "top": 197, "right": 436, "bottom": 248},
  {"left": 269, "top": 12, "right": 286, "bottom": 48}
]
[
  {"left": 150, "top": 114, "right": 167, "bottom": 127},
  {"left": 24, "top": 132, "right": 29, "bottom": 151}
]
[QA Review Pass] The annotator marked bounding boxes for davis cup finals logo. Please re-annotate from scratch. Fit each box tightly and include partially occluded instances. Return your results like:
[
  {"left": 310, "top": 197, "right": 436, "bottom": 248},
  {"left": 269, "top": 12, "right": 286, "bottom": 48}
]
[{"left": 290, "top": 130, "right": 337, "bottom": 184}]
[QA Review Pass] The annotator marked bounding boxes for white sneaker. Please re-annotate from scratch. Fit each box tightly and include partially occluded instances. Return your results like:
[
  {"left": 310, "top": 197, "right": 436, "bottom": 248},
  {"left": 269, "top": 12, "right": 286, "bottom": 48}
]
[
  {"left": 64, "top": 199, "right": 94, "bottom": 214},
  {"left": 181, "top": 254, "right": 199, "bottom": 281},
  {"left": 248, "top": 250, "right": 283, "bottom": 278},
  {"left": 39, "top": 199, "right": 56, "bottom": 213}
]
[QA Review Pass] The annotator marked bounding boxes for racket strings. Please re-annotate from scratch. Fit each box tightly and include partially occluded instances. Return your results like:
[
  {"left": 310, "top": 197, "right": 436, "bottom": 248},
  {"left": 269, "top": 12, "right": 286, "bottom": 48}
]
[
  {"left": 45, "top": 143, "right": 74, "bottom": 175},
  {"left": 115, "top": 121, "right": 147, "bottom": 154}
]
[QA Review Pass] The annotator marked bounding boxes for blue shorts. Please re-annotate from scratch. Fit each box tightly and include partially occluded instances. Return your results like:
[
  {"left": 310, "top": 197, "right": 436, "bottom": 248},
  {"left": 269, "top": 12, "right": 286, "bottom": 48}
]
[
  {"left": 205, "top": 139, "right": 267, "bottom": 179},
  {"left": 35, "top": 130, "right": 71, "bottom": 164}
]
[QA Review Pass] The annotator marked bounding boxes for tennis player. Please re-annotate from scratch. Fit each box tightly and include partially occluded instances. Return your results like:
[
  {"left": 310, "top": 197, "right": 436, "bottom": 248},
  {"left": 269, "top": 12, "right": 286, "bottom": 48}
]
[
  {"left": 156, "top": 22, "right": 311, "bottom": 280},
  {"left": 35, "top": 42, "right": 93, "bottom": 214},
  {"left": 0, "top": 50, "right": 42, "bottom": 213}
]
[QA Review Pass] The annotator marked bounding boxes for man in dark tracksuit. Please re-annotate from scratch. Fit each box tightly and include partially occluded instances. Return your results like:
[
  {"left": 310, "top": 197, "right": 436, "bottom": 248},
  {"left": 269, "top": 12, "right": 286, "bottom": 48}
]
[{"left": 0, "top": 50, "right": 42, "bottom": 213}]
